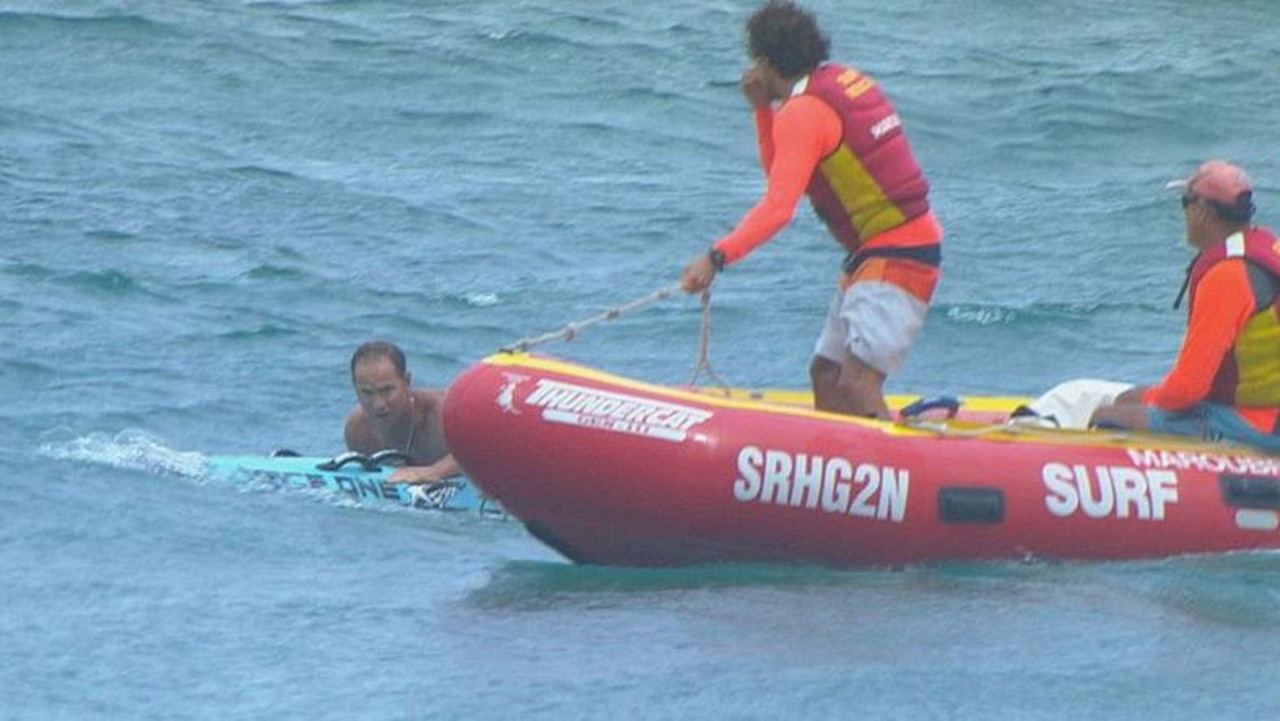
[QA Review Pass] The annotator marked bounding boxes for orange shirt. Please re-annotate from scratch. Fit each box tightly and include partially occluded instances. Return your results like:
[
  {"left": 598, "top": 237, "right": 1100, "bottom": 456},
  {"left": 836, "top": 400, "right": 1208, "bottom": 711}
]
[
  {"left": 1144, "top": 259, "right": 1278, "bottom": 429},
  {"left": 713, "top": 98, "right": 842, "bottom": 264}
]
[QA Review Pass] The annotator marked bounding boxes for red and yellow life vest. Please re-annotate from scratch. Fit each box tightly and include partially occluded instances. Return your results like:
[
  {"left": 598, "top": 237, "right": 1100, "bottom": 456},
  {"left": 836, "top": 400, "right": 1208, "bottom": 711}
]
[
  {"left": 1187, "top": 227, "right": 1280, "bottom": 406},
  {"left": 802, "top": 63, "right": 933, "bottom": 254}
]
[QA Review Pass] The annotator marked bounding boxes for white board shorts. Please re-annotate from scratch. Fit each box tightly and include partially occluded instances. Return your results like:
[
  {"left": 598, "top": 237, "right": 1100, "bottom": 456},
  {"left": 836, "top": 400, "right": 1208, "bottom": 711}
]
[{"left": 813, "top": 281, "right": 928, "bottom": 376}]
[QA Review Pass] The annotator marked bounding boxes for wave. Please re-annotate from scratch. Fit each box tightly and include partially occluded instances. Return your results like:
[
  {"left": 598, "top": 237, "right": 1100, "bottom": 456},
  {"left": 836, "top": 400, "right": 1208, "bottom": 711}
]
[
  {"left": 228, "top": 164, "right": 303, "bottom": 182},
  {"left": 393, "top": 108, "right": 493, "bottom": 127},
  {"left": 83, "top": 228, "right": 136, "bottom": 242},
  {"left": 0, "top": 260, "right": 53, "bottom": 281},
  {"left": 39, "top": 430, "right": 208, "bottom": 478},
  {"left": 211, "top": 323, "right": 303, "bottom": 342},
  {"left": 0, "top": 356, "right": 52, "bottom": 382},
  {"left": 476, "top": 26, "right": 594, "bottom": 53},
  {"left": 34, "top": 266, "right": 176, "bottom": 304},
  {"left": 64, "top": 268, "right": 141, "bottom": 295},
  {"left": 0, "top": 10, "right": 173, "bottom": 36},
  {"left": 444, "top": 291, "right": 501, "bottom": 308},
  {"left": 1133, "top": 554, "right": 1280, "bottom": 628},
  {"left": 464, "top": 559, "right": 849, "bottom": 609},
  {"left": 243, "top": 263, "right": 308, "bottom": 282},
  {"left": 935, "top": 300, "right": 1170, "bottom": 327},
  {"left": 463, "top": 551, "right": 1151, "bottom": 610}
]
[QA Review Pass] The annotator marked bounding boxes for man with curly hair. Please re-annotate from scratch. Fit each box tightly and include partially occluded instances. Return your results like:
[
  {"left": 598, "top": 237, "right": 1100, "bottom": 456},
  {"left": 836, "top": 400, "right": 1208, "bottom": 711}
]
[{"left": 681, "top": 0, "right": 942, "bottom": 419}]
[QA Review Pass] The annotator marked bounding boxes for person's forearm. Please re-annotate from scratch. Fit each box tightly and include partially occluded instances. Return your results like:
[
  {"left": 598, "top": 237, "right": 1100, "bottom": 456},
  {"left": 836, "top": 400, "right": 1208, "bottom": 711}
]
[
  {"left": 388, "top": 455, "right": 463, "bottom": 484},
  {"left": 753, "top": 106, "right": 775, "bottom": 173}
]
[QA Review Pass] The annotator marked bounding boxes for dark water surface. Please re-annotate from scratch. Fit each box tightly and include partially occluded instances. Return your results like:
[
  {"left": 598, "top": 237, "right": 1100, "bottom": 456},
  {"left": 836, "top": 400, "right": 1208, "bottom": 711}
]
[{"left": 4, "top": 1, "right": 1279, "bottom": 718}]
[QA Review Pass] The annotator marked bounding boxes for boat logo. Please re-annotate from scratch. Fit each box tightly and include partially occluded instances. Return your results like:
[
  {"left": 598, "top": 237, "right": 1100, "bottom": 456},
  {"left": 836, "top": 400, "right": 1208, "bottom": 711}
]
[
  {"left": 521, "top": 378, "right": 713, "bottom": 442},
  {"left": 496, "top": 373, "right": 528, "bottom": 415}
]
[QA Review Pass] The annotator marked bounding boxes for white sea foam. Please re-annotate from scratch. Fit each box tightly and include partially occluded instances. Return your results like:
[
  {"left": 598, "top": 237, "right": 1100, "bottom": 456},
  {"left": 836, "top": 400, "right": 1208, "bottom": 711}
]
[{"left": 38, "top": 430, "right": 208, "bottom": 479}]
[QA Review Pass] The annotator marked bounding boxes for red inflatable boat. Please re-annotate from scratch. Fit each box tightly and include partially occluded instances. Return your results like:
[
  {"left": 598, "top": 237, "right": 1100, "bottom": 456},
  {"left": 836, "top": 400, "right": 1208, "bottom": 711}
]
[{"left": 444, "top": 352, "right": 1280, "bottom": 568}]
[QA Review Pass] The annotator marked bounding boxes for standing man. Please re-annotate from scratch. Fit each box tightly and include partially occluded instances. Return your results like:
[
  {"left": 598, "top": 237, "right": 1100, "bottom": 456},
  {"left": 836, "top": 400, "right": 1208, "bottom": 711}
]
[
  {"left": 1091, "top": 161, "right": 1280, "bottom": 451},
  {"left": 680, "top": 0, "right": 942, "bottom": 419},
  {"left": 345, "top": 340, "right": 463, "bottom": 483}
]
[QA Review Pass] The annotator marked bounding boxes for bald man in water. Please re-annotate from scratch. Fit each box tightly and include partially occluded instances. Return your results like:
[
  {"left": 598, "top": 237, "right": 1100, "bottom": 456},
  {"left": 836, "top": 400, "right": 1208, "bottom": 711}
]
[{"left": 344, "top": 340, "right": 462, "bottom": 484}]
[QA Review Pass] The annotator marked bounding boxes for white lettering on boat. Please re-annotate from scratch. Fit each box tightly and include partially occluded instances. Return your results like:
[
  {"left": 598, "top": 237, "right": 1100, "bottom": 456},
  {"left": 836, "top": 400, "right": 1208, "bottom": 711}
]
[
  {"left": 1124, "top": 448, "right": 1280, "bottom": 477},
  {"left": 1042, "top": 463, "right": 1179, "bottom": 520},
  {"left": 732, "top": 446, "right": 908, "bottom": 522},
  {"left": 523, "top": 379, "right": 713, "bottom": 442}
]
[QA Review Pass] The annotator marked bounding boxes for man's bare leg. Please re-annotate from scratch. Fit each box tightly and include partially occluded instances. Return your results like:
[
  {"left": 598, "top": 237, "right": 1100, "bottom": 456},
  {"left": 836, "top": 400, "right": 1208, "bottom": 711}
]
[
  {"left": 810, "top": 355, "right": 890, "bottom": 419},
  {"left": 1089, "top": 402, "right": 1150, "bottom": 430}
]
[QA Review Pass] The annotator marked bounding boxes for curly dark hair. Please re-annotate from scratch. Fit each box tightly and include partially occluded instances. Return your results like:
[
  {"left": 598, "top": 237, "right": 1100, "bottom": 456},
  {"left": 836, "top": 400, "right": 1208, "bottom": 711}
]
[{"left": 746, "top": 0, "right": 830, "bottom": 77}]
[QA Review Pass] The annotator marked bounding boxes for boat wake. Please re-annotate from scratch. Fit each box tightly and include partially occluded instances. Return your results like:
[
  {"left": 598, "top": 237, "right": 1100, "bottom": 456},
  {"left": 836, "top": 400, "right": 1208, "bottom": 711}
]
[{"left": 38, "top": 429, "right": 208, "bottom": 479}]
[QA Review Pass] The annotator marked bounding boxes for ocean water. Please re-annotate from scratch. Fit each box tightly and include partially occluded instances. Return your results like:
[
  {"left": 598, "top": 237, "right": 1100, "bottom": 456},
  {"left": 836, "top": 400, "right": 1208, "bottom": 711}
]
[{"left": 4, "top": 0, "right": 1280, "bottom": 718}]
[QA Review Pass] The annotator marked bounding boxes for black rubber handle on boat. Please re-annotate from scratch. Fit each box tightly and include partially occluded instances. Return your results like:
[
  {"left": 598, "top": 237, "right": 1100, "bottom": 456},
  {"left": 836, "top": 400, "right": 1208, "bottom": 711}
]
[{"left": 899, "top": 395, "right": 961, "bottom": 420}]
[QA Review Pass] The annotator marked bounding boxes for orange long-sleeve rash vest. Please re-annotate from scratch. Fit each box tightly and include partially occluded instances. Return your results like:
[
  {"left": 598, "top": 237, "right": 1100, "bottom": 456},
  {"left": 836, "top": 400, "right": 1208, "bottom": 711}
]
[
  {"left": 1144, "top": 260, "right": 1258, "bottom": 416},
  {"left": 712, "top": 97, "right": 843, "bottom": 265}
]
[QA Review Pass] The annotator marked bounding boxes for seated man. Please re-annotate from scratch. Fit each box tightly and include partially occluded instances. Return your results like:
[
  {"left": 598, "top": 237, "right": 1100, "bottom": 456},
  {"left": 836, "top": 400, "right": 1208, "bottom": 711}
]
[
  {"left": 1090, "top": 161, "right": 1280, "bottom": 452},
  {"left": 344, "top": 340, "right": 462, "bottom": 484}
]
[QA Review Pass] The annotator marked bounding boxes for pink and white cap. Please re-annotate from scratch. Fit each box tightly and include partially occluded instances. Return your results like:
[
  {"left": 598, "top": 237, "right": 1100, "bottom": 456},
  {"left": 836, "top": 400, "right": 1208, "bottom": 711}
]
[{"left": 1168, "top": 160, "right": 1253, "bottom": 205}]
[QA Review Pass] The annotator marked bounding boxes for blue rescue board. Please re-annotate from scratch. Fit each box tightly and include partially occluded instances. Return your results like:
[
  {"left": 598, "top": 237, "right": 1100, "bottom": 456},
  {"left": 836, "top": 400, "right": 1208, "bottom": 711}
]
[{"left": 204, "top": 449, "right": 504, "bottom": 516}]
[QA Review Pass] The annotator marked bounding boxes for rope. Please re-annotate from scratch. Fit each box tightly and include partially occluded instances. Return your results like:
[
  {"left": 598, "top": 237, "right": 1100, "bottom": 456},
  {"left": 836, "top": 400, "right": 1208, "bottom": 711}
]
[
  {"left": 898, "top": 416, "right": 1136, "bottom": 445},
  {"left": 501, "top": 282, "right": 684, "bottom": 353},
  {"left": 500, "top": 281, "right": 733, "bottom": 393},
  {"left": 687, "top": 288, "right": 730, "bottom": 391}
]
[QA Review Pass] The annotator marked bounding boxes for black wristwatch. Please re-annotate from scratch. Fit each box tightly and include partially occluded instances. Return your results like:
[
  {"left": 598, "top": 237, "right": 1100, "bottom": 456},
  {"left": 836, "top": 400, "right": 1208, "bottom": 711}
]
[{"left": 708, "top": 248, "right": 726, "bottom": 272}]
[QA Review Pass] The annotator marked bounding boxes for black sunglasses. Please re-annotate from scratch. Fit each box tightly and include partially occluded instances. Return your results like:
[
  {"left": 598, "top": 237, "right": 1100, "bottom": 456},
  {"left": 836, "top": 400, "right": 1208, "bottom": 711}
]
[{"left": 1180, "top": 193, "right": 1199, "bottom": 209}]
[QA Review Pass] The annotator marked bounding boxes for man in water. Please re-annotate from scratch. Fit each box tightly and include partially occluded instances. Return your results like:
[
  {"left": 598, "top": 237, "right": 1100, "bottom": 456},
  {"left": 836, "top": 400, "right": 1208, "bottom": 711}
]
[
  {"left": 680, "top": 0, "right": 943, "bottom": 419},
  {"left": 1090, "top": 161, "right": 1280, "bottom": 451},
  {"left": 345, "top": 340, "right": 462, "bottom": 483}
]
